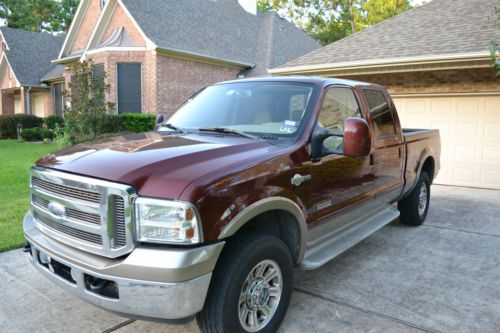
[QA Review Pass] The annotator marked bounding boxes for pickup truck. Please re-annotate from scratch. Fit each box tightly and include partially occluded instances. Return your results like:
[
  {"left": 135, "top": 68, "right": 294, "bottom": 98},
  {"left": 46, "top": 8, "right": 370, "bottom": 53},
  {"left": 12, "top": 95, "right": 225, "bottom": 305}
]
[{"left": 24, "top": 77, "right": 440, "bottom": 333}]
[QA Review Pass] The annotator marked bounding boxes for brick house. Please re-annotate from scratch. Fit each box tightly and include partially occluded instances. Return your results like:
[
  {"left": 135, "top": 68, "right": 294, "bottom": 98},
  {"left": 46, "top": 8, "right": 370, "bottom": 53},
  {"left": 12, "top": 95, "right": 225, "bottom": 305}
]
[
  {"left": 0, "top": 28, "right": 64, "bottom": 117},
  {"left": 50, "top": 0, "right": 319, "bottom": 115},
  {"left": 270, "top": 0, "right": 500, "bottom": 190}
]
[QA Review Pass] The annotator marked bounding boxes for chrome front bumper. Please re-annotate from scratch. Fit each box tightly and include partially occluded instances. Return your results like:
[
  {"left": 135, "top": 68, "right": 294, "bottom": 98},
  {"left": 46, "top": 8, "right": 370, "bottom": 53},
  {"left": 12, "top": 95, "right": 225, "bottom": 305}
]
[{"left": 24, "top": 211, "right": 225, "bottom": 320}]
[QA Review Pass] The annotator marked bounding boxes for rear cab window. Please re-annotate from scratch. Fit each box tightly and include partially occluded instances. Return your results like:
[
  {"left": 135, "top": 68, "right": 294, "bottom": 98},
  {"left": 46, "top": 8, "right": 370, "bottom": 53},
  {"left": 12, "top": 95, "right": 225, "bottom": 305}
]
[{"left": 362, "top": 89, "right": 396, "bottom": 137}]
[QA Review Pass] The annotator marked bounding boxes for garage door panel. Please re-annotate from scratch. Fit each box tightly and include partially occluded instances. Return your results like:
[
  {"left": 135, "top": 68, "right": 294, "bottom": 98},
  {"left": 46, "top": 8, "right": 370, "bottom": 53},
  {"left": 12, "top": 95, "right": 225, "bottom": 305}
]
[
  {"left": 484, "top": 122, "right": 500, "bottom": 138},
  {"left": 393, "top": 95, "right": 500, "bottom": 189}
]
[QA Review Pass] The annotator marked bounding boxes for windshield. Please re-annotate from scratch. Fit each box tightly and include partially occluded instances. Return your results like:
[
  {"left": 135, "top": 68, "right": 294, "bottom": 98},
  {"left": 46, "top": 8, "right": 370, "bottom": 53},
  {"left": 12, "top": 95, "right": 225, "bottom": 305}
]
[{"left": 163, "top": 82, "right": 316, "bottom": 144}]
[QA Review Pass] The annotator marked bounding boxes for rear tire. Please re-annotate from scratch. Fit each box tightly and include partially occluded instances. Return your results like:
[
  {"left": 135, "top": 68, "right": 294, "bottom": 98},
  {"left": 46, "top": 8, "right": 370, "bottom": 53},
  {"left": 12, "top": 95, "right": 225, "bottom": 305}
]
[
  {"left": 398, "top": 171, "right": 430, "bottom": 226},
  {"left": 196, "top": 232, "right": 293, "bottom": 333}
]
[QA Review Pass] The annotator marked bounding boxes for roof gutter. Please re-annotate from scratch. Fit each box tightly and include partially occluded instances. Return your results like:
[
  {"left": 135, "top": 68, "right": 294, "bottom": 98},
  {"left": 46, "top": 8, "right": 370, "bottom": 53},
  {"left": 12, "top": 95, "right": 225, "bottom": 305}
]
[
  {"left": 52, "top": 54, "right": 82, "bottom": 65},
  {"left": 155, "top": 47, "right": 254, "bottom": 69},
  {"left": 268, "top": 51, "right": 492, "bottom": 75}
]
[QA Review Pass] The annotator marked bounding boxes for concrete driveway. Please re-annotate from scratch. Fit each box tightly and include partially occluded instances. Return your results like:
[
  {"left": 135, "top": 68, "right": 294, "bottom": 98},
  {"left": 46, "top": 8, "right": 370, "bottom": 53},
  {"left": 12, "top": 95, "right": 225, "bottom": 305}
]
[{"left": 1, "top": 185, "right": 499, "bottom": 333}]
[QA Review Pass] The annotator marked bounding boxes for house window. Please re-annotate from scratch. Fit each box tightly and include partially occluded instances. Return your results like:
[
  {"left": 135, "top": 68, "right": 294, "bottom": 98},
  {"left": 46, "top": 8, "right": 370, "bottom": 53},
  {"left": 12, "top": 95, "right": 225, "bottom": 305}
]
[
  {"left": 100, "top": 0, "right": 107, "bottom": 8},
  {"left": 53, "top": 83, "right": 64, "bottom": 116},
  {"left": 363, "top": 89, "right": 395, "bottom": 137},
  {"left": 117, "top": 63, "right": 142, "bottom": 114}
]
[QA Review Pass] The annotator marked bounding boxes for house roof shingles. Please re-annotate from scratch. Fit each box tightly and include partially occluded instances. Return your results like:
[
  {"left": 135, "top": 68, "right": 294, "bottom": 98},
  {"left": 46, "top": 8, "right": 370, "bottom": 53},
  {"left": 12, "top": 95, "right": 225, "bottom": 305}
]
[
  {"left": 1, "top": 27, "right": 64, "bottom": 86},
  {"left": 278, "top": 0, "right": 500, "bottom": 69},
  {"left": 120, "top": 0, "right": 319, "bottom": 76}
]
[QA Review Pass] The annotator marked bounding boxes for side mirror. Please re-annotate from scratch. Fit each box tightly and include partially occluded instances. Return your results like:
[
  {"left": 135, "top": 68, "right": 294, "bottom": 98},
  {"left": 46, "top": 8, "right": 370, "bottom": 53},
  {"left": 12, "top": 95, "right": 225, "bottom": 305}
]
[
  {"left": 155, "top": 114, "right": 165, "bottom": 130},
  {"left": 311, "top": 126, "right": 331, "bottom": 159},
  {"left": 343, "top": 117, "right": 371, "bottom": 158}
]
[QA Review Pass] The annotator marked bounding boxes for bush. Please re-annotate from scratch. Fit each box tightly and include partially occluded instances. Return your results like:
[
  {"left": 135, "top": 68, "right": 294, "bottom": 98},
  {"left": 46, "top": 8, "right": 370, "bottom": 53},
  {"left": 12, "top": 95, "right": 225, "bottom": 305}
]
[
  {"left": 102, "top": 113, "right": 155, "bottom": 133},
  {"left": 116, "top": 113, "right": 155, "bottom": 133},
  {"left": 0, "top": 114, "right": 43, "bottom": 139},
  {"left": 21, "top": 127, "right": 54, "bottom": 141},
  {"left": 45, "top": 115, "right": 64, "bottom": 129}
]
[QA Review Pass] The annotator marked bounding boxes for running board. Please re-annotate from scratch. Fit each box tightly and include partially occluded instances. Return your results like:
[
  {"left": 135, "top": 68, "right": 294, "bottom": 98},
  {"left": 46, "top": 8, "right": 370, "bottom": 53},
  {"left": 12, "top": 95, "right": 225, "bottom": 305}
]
[{"left": 300, "top": 206, "right": 400, "bottom": 270}]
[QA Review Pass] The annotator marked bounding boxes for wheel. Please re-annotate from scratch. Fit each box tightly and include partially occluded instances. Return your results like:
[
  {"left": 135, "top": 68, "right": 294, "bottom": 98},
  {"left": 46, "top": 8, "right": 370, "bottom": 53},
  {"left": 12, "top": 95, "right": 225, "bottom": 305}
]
[
  {"left": 196, "top": 232, "right": 293, "bottom": 333},
  {"left": 398, "top": 171, "right": 430, "bottom": 226}
]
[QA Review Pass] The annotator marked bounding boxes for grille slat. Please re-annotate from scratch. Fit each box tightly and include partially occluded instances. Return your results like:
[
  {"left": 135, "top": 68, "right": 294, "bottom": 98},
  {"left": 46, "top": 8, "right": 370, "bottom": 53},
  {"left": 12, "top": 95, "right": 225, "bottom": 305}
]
[
  {"left": 32, "top": 177, "right": 101, "bottom": 204},
  {"left": 32, "top": 194, "right": 101, "bottom": 225},
  {"left": 113, "top": 195, "right": 127, "bottom": 247},
  {"left": 34, "top": 212, "right": 103, "bottom": 245}
]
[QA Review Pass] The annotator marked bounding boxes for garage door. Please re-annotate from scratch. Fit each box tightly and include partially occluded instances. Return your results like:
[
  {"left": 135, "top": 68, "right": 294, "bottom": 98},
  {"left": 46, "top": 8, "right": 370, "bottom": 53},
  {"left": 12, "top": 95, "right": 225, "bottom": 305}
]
[{"left": 393, "top": 95, "right": 500, "bottom": 190}]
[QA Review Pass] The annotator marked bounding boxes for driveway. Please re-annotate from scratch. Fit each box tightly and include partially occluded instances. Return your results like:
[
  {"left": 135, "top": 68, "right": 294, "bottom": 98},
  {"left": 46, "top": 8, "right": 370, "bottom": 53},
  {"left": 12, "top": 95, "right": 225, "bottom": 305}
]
[{"left": 1, "top": 185, "right": 499, "bottom": 333}]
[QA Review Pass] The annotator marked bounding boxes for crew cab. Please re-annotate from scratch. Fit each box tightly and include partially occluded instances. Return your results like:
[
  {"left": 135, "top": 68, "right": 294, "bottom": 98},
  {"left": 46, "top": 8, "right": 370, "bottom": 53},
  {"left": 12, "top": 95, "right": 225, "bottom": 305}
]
[{"left": 24, "top": 77, "right": 440, "bottom": 333}]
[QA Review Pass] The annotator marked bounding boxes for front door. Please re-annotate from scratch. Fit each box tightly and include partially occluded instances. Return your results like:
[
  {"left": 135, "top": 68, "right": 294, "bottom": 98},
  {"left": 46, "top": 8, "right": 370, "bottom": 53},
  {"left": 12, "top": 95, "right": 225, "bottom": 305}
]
[{"left": 298, "top": 86, "right": 377, "bottom": 231}]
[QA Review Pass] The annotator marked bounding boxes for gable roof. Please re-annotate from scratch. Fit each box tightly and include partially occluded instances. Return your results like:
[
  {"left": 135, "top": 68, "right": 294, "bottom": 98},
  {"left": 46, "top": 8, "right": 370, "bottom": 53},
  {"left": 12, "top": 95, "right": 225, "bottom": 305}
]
[
  {"left": 59, "top": 0, "right": 319, "bottom": 75},
  {"left": 121, "top": 0, "right": 319, "bottom": 74},
  {"left": 0, "top": 27, "right": 65, "bottom": 87},
  {"left": 272, "top": 0, "right": 500, "bottom": 71}
]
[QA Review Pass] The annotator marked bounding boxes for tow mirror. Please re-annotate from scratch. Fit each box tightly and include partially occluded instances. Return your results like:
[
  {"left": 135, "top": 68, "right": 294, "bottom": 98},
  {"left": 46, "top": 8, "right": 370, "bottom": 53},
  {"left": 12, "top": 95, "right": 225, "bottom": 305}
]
[
  {"left": 343, "top": 117, "right": 371, "bottom": 158},
  {"left": 155, "top": 114, "right": 164, "bottom": 130},
  {"left": 311, "top": 126, "right": 331, "bottom": 159}
]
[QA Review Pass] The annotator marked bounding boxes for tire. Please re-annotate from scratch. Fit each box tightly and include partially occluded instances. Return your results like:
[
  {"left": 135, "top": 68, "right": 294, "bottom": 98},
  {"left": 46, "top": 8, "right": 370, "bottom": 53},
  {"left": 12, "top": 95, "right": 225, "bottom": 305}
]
[
  {"left": 398, "top": 171, "right": 431, "bottom": 226},
  {"left": 196, "top": 232, "right": 293, "bottom": 333}
]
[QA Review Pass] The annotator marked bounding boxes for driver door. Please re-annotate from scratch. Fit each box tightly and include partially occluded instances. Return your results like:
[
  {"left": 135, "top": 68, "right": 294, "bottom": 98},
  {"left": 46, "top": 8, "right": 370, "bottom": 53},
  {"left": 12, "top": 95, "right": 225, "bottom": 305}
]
[{"left": 301, "top": 86, "right": 377, "bottom": 228}]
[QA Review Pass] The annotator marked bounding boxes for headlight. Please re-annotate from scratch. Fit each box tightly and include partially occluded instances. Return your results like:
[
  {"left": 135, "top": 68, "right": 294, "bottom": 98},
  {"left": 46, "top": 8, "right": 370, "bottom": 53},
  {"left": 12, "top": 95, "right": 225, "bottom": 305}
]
[{"left": 135, "top": 197, "right": 201, "bottom": 244}]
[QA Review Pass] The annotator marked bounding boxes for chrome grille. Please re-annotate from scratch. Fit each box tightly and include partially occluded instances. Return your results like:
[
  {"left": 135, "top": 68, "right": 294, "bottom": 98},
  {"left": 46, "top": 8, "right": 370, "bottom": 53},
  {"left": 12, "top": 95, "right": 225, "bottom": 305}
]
[
  {"left": 32, "top": 194, "right": 101, "bottom": 225},
  {"left": 30, "top": 166, "right": 135, "bottom": 258},
  {"left": 32, "top": 177, "right": 101, "bottom": 203},
  {"left": 34, "top": 212, "right": 103, "bottom": 245}
]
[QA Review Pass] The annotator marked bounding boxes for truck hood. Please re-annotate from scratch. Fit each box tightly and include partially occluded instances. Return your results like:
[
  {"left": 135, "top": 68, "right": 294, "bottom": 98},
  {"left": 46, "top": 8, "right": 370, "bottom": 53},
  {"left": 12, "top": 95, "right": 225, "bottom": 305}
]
[{"left": 36, "top": 132, "right": 281, "bottom": 199}]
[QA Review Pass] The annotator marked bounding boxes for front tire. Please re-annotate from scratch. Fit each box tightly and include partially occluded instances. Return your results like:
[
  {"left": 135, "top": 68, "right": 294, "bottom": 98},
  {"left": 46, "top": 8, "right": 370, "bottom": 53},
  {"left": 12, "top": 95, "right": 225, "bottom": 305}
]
[
  {"left": 398, "top": 171, "right": 431, "bottom": 226},
  {"left": 196, "top": 232, "right": 293, "bottom": 333}
]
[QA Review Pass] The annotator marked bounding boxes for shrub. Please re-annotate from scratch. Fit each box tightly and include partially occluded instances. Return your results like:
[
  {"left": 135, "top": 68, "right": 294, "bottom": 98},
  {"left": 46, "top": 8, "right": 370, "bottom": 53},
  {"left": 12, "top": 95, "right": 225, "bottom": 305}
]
[
  {"left": 21, "top": 127, "right": 54, "bottom": 141},
  {"left": 116, "top": 113, "right": 155, "bottom": 133},
  {"left": 0, "top": 114, "right": 43, "bottom": 139},
  {"left": 45, "top": 115, "right": 64, "bottom": 129}
]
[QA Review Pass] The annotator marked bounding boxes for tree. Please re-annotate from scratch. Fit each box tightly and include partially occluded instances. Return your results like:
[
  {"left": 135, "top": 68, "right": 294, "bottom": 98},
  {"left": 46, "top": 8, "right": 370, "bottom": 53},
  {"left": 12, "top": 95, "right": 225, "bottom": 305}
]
[
  {"left": 63, "top": 60, "right": 115, "bottom": 139},
  {"left": 492, "top": 5, "right": 500, "bottom": 76},
  {"left": 257, "top": 0, "right": 412, "bottom": 45},
  {"left": 0, "top": 0, "right": 78, "bottom": 33}
]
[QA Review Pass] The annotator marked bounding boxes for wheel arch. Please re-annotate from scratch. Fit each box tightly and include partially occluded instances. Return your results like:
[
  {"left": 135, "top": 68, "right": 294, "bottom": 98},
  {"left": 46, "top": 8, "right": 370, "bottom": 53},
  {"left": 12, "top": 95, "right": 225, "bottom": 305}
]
[{"left": 218, "top": 197, "right": 307, "bottom": 264}]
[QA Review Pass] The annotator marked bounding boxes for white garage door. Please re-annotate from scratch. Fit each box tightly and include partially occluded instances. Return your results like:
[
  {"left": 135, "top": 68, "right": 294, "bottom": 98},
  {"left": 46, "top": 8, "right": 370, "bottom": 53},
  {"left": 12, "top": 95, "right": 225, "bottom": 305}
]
[{"left": 393, "top": 95, "right": 500, "bottom": 190}]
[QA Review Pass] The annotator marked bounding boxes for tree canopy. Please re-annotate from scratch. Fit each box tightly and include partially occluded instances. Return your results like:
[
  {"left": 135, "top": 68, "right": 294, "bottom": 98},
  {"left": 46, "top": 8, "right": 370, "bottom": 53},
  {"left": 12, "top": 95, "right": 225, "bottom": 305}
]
[
  {"left": 0, "top": 0, "right": 79, "bottom": 33},
  {"left": 257, "top": 0, "right": 413, "bottom": 45}
]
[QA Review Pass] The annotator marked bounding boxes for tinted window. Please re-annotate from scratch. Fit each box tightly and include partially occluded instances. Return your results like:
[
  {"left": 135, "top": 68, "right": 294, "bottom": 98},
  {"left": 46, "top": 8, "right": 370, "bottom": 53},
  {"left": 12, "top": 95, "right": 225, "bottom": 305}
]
[
  {"left": 117, "top": 63, "right": 141, "bottom": 114},
  {"left": 317, "top": 87, "right": 361, "bottom": 153},
  {"left": 363, "top": 89, "right": 395, "bottom": 137},
  {"left": 318, "top": 87, "right": 361, "bottom": 131},
  {"left": 54, "top": 83, "right": 64, "bottom": 116}
]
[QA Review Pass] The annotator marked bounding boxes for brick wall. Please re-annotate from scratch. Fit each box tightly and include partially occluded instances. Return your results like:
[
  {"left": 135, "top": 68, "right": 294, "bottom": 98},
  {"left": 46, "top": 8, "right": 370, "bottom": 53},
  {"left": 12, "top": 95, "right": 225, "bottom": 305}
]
[
  {"left": 101, "top": 3, "right": 145, "bottom": 46},
  {"left": 71, "top": 0, "right": 103, "bottom": 53},
  {"left": 341, "top": 68, "right": 500, "bottom": 95},
  {"left": 0, "top": 92, "right": 14, "bottom": 115},
  {"left": 156, "top": 55, "right": 240, "bottom": 115}
]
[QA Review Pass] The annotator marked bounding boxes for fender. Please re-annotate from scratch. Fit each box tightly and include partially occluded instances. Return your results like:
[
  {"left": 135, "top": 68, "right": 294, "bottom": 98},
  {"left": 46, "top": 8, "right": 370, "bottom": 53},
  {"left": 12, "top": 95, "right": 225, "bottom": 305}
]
[
  {"left": 218, "top": 197, "right": 308, "bottom": 263},
  {"left": 401, "top": 146, "right": 435, "bottom": 199}
]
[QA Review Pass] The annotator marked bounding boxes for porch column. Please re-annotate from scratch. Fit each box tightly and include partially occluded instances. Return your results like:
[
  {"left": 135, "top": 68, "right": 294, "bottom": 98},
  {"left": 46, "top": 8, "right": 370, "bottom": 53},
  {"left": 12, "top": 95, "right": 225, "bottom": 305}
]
[{"left": 20, "top": 87, "right": 27, "bottom": 114}]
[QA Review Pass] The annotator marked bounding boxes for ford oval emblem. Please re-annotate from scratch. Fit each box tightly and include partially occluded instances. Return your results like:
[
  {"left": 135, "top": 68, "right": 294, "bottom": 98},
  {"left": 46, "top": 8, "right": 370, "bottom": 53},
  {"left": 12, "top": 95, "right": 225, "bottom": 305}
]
[{"left": 48, "top": 201, "right": 66, "bottom": 217}]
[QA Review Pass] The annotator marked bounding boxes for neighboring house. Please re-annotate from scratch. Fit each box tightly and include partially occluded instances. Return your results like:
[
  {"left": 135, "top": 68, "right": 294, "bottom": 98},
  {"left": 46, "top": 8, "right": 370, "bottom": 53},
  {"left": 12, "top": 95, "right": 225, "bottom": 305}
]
[
  {"left": 52, "top": 0, "right": 319, "bottom": 115},
  {"left": 270, "top": 0, "right": 500, "bottom": 190},
  {"left": 0, "top": 28, "right": 65, "bottom": 117}
]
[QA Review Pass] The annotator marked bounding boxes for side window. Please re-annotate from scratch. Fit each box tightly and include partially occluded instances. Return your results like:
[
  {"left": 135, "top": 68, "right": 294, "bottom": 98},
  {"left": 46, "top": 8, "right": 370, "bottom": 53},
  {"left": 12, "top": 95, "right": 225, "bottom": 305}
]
[
  {"left": 363, "top": 89, "right": 395, "bottom": 137},
  {"left": 318, "top": 87, "right": 361, "bottom": 132},
  {"left": 317, "top": 87, "right": 361, "bottom": 154}
]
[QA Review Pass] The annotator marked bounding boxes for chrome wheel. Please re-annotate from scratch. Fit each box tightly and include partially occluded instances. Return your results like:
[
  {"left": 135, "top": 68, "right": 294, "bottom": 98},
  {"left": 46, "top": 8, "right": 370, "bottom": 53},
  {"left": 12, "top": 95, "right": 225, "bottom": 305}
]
[
  {"left": 238, "top": 259, "right": 282, "bottom": 332},
  {"left": 418, "top": 182, "right": 428, "bottom": 216}
]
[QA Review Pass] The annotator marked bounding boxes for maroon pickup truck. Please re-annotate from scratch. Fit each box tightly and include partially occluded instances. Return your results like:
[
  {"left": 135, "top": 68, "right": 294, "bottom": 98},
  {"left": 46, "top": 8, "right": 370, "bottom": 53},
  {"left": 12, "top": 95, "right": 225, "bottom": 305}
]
[{"left": 24, "top": 77, "right": 440, "bottom": 333}]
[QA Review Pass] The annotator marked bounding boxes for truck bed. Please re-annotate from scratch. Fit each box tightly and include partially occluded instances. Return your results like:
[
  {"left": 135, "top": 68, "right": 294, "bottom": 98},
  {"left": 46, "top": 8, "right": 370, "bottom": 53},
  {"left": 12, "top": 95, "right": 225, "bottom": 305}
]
[{"left": 401, "top": 128, "right": 441, "bottom": 198}]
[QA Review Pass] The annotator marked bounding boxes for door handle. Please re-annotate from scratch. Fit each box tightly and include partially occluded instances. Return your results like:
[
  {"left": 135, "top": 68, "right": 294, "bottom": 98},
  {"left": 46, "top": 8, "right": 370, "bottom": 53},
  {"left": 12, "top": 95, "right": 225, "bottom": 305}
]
[{"left": 291, "top": 174, "right": 312, "bottom": 187}]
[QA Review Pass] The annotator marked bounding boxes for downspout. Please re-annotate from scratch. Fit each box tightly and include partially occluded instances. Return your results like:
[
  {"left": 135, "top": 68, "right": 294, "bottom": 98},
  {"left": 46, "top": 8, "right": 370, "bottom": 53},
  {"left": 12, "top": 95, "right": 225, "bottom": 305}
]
[{"left": 26, "top": 86, "right": 31, "bottom": 114}]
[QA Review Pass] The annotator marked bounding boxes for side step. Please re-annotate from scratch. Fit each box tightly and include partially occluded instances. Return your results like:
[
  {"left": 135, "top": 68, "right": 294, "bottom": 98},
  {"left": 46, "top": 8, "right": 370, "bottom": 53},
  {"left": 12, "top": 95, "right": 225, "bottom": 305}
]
[{"left": 300, "top": 206, "right": 400, "bottom": 270}]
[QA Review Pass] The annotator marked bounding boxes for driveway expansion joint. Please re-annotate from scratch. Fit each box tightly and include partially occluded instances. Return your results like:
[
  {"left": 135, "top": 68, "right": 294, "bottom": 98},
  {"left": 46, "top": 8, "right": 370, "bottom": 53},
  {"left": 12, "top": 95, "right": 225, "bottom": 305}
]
[{"left": 101, "top": 319, "right": 136, "bottom": 333}]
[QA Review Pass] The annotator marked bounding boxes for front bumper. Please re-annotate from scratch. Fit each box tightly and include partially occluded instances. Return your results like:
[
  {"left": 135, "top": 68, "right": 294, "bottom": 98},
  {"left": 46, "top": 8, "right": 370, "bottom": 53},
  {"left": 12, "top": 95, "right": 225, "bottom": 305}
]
[{"left": 24, "top": 211, "right": 224, "bottom": 320}]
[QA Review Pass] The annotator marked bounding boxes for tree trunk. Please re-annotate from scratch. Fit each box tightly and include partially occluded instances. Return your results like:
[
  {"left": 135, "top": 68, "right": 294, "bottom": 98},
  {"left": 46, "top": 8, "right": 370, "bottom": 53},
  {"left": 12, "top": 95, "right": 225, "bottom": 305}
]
[{"left": 349, "top": 0, "right": 355, "bottom": 33}]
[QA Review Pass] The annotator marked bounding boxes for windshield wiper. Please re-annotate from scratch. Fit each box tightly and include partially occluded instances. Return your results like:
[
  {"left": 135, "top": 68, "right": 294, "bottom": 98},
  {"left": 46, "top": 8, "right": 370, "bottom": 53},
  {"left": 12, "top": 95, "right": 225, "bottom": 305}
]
[
  {"left": 161, "top": 123, "right": 186, "bottom": 134},
  {"left": 198, "top": 127, "right": 260, "bottom": 140}
]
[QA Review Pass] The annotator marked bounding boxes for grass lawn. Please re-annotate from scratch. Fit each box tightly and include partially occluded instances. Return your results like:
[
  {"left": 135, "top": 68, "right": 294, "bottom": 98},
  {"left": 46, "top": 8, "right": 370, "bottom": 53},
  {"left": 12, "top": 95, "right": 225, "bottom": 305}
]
[{"left": 0, "top": 140, "right": 57, "bottom": 252}]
